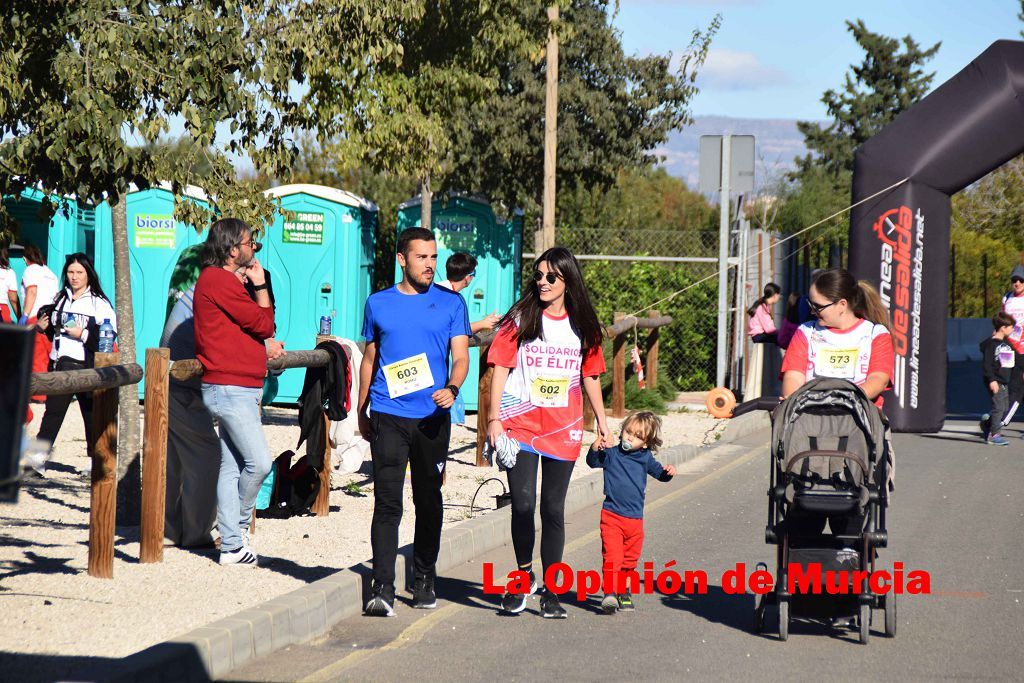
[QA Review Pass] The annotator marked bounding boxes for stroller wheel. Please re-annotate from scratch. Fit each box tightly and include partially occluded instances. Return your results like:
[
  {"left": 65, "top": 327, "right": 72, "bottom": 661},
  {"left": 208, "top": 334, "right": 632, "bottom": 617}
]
[
  {"left": 859, "top": 603, "right": 871, "bottom": 644},
  {"left": 884, "top": 592, "right": 897, "bottom": 638},
  {"left": 778, "top": 599, "right": 789, "bottom": 641}
]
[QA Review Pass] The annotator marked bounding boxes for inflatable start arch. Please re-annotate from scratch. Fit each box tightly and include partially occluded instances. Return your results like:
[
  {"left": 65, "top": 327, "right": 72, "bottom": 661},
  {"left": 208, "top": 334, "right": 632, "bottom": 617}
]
[{"left": 849, "top": 40, "right": 1024, "bottom": 432}]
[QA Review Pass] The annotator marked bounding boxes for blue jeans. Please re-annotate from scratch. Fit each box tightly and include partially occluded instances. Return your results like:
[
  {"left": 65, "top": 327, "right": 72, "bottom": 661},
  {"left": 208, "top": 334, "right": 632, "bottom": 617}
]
[{"left": 201, "top": 383, "right": 273, "bottom": 553}]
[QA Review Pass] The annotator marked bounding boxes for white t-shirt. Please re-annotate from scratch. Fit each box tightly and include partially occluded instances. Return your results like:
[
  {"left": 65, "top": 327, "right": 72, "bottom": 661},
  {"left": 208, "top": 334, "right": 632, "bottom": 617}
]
[
  {"left": 48, "top": 288, "right": 118, "bottom": 362},
  {"left": 1001, "top": 291, "right": 1024, "bottom": 353},
  {"left": 20, "top": 263, "right": 59, "bottom": 318},
  {"left": 1, "top": 266, "right": 17, "bottom": 295}
]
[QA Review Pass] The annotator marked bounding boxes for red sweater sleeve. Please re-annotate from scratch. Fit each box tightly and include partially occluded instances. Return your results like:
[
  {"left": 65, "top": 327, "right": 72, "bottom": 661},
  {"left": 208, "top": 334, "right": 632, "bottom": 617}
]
[{"left": 215, "top": 274, "right": 275, "bottom": 339}]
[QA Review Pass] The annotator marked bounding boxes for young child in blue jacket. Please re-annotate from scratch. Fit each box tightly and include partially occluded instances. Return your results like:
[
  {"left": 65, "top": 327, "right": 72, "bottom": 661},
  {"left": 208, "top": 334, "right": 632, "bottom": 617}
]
[{"left": 586, "top": 410, "right": 675, "bottom": 613}]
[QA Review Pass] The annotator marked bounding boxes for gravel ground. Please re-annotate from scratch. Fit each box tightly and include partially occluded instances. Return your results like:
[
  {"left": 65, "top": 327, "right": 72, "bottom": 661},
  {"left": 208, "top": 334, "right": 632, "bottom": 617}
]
[{"left": 0, "top": 401, "right": 724, "bottom": 663}]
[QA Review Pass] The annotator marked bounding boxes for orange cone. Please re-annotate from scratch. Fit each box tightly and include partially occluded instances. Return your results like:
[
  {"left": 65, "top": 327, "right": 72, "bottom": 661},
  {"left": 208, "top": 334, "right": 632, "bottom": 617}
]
[{"left": 705, "top": 387, "right": 737, "bottom": 418}]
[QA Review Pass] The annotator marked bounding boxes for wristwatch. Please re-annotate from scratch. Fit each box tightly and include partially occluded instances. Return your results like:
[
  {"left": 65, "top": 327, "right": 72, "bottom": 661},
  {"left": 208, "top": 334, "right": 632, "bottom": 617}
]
[{"left": 446, "top": 384, "right": 460, "bottom": 398}]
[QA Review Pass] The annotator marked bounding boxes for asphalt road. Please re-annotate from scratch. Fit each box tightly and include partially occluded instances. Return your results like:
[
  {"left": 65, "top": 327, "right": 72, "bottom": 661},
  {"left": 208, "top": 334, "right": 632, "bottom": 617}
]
[{"left": 228, "top": 420, "right": 1024, "bottom": 682}]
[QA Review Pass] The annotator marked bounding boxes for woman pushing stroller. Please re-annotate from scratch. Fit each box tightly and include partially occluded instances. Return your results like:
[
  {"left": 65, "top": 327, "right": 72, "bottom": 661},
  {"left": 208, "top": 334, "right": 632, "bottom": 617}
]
[{"left": 779, "top": 268, "right": 895, "bottom": 536}]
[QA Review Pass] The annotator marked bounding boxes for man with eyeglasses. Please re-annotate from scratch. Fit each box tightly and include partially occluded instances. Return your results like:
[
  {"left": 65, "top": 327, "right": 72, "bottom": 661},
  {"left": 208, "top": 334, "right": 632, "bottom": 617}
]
[
  {"left": 194, "top": 218, "right": 279, "bottom": 567},
  {"left": 996, "top": 266, "right": 1024, "bottom": 431},
  {"left": 359, "top": 228, "right": 471, "bottom": 616}
]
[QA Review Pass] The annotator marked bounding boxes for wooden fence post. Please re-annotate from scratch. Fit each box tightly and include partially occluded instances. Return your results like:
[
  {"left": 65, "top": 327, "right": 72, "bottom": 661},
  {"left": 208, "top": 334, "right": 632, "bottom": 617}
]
[
  {"left": 582, "top": 393, "right": 596, "bottom": 432},
  {"left": 140, "top": 348, "right": 170, "bottom": 563},
  {"left": 612, "top": 312, "right": 626, "bottom": 418},
  {"left": 89, "top": 352, "right": 119, "bottom": 579},
  {"left": 476, "top": 344, "right": 492, "bottom": 467},
  {"left": 646, "top": 309, "right": 660, "bottom": 391}
]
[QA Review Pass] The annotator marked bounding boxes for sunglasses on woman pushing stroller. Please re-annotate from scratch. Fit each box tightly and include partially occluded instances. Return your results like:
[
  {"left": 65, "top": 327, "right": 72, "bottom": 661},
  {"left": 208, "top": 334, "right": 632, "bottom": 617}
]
[{"left": 533, "top": 271, "right": 563, "bottom": 285}]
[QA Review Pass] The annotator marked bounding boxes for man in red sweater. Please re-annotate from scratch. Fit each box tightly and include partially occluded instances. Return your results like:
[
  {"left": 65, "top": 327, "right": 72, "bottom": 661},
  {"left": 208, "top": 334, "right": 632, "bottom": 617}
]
[{"left": 194, "top": 218, "right": 277, "bottom": 567}]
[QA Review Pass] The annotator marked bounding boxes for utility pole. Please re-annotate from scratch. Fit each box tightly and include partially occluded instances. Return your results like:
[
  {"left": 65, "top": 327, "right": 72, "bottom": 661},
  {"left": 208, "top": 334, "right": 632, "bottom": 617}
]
[{"left": 540, "top": 4, "right": 559, "bottom": 254}]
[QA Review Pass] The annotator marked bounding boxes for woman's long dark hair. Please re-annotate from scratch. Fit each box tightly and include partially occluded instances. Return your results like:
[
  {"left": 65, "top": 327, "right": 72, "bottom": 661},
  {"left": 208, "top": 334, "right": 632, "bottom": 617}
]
[
  {"left": 52, "top": 252, "right": 110, "bottom": 310},
  {"left": 498, "top": 247, "right": 603, "bottom": 350},
  {"left": 747, "top": 282, "right": 781, "bottom": 317},
  {"left": 0, "top": 246, "right": 10, "bottom": 269}
]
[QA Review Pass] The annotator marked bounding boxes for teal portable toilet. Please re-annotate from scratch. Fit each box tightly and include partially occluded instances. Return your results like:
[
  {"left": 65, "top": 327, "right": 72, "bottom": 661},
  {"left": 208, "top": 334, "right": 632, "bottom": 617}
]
[
  {"left": 94, "top": 183, "right": 211, "bottom": 395},
  {"left": 262, "top": 183, "right": 377, "bottom": 404},
  {"left": 3, "top": 186, "right": 95, "bottom": 284},
  {"left": 396, "top": 194, "right": 523, "bottom": 411}
]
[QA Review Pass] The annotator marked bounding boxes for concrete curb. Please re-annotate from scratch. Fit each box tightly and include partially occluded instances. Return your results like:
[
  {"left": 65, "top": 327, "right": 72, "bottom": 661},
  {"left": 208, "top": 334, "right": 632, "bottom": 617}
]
[{"left": 106, "top": 411, "right": 770, "bottom": 682}]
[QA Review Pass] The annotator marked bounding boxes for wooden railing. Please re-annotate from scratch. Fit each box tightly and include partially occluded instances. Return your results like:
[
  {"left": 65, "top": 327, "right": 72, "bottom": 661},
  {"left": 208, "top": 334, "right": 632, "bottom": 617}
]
[{"left": 29, "top": 354, "right": 144, "bottom": 579}]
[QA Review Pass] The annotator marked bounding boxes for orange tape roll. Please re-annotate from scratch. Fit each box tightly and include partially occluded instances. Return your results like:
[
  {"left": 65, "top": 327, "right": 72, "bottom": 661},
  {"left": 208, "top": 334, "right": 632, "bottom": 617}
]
[{"left": 705, "top": 387, "right": 737, "bottom": 418}]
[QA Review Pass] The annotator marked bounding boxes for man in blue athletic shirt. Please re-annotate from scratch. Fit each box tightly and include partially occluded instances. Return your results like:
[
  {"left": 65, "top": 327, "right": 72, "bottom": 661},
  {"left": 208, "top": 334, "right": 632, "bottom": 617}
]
[{"left": 359, "top": 227, "right": 471, "bottom": 616}]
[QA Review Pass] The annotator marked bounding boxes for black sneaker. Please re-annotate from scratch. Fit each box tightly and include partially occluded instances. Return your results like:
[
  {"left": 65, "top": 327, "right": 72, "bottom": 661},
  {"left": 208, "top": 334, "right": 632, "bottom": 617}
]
[
  {"left": 979, "top": 414, "right": 990, "bottom": 440},
  {"left": 540, "top": 591, "right": 567, "bottom": 619},
  {"left": 601, "top": 593, "right": 619, "bottom": 615},
  {"left": 499, "top": 570, "right": 538, "bottom": 614},
  {"left": 617, "top": 592, "right": 635, "bottom": 611},
  {"left": 412, "top": 574, "right": 437, "bottom": 609},
  {"left": 364, "top": 583, "right": 396, "bottom": 617}
]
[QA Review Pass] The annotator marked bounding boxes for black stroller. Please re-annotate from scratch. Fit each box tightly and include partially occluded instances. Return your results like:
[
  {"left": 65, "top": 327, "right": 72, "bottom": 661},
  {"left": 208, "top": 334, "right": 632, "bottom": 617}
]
[{"left": 735, "top": 377, "right": 896, "bottom": 643}]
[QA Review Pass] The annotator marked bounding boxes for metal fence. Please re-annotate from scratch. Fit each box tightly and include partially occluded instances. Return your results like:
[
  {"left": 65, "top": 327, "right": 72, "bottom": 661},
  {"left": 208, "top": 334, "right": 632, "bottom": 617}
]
[{"left": 550, "top": 227, "right": 731, "bottom": 393}]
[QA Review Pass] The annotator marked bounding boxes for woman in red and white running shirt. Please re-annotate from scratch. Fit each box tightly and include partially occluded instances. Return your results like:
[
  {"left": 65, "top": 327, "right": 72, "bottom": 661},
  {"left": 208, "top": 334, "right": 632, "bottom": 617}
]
[
  {"left": 781, "top": 268, "right": 894, "bottom": 405},
  {"left": 487, "top": 247, "right": 611, "bottom": 619}
]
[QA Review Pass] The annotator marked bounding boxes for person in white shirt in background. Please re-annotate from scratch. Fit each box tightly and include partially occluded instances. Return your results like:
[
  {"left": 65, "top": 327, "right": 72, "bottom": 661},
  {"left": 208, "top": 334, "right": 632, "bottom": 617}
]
[
  {"left": 0, "top": 246, "right": 21, "bottom": 323},
  {"left": 33, "top": 253, "right": 116, "bottom": 465},
  {"left": 19, "top": 243, "right": 60, "bottom": 401},
  {"left": 437, "top": 252, "right": 501, "bottom": 425}
]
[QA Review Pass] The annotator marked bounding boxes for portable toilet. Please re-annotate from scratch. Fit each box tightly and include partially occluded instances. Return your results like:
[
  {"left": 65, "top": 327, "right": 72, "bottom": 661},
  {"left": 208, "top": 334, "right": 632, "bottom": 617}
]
[
  {"left": 262, "top": 183, "right": 378, "bottom": 404},
  {"left": 93, "top": 183, "right": 211, "bottom": 395},
  {"left": 396, "top": 194, "right": 523, "bottom": 411},
  {"left": 3, "top": 186, "right": 96, "bottom": 284}
]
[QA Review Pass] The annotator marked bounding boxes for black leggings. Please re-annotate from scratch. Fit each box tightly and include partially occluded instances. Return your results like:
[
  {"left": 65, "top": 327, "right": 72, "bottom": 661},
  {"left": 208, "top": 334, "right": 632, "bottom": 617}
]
[
  {"left": 37, "top": 357, "right": 93, "bottom": 447},
  {"left": 506, "top": 450, "right": 575, "bottom": 574}
]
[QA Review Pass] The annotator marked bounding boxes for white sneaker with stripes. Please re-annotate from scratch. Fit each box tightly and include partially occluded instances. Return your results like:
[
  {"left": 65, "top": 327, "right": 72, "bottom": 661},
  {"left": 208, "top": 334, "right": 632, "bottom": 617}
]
[{"left": 220, "top": 546, "right": 258, "bottom": 567}]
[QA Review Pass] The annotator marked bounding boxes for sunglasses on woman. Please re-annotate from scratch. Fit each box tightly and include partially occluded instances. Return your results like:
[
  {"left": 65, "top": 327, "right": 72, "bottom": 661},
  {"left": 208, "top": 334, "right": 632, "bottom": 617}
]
[
  {"left": 808, "top": 299, "right": 838, "bottom": 316},
  {"left": 533, "top": 270, "right": 562, "bottom": 285}
]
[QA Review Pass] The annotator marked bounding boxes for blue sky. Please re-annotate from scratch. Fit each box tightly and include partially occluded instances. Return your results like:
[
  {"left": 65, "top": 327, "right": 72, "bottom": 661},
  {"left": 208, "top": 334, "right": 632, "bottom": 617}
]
[{"left": 612, "top": 0, "right": 1021, "bottom": 120}]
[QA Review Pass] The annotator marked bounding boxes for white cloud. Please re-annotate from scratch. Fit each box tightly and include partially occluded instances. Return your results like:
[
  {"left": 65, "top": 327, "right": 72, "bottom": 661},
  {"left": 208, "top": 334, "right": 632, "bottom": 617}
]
[{"left": 692, "top": 48, "right": 789, "bottom": 91}]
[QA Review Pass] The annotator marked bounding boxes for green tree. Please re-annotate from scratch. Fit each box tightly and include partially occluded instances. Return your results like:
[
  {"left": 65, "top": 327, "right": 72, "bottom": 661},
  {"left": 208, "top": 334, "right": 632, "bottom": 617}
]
[
  {"left": 0, "top": 0, "right": 411, "bottom": 509},
  {"left": 444, "top": 2, "right": 719, "bottom": 217},
  {"left": 795, "top": 19, "right": 939, "bottom": 177}
]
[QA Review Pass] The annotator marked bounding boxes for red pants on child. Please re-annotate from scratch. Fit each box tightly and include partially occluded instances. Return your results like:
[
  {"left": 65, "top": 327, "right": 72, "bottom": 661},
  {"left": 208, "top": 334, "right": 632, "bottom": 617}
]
[{"left": 600, "top": 508, "right": 645, "bottom": 591}]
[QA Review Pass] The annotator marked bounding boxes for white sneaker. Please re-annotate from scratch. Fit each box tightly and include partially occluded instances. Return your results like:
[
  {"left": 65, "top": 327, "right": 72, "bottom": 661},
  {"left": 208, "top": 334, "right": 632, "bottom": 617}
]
[{"left": 219, "top": 546, "right": 258, "bottom": 567}]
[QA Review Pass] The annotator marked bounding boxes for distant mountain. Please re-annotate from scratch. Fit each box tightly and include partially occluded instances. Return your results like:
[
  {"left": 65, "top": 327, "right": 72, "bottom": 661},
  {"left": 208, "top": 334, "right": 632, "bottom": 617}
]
[{"left": 654, "top": 115, "right": 815, "bottom": 192}]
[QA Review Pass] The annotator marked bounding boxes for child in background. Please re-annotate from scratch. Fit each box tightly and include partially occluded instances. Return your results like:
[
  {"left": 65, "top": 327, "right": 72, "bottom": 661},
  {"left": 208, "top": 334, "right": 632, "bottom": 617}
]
[
  {"left": 776, "top": 292, "right": 801, "bottom": 349},
  {"left": 586, "top": 411, "right": 675, "bottom": 614},
  {"left": 980, "top": 311, "right": 1016, "bottom": 446}
]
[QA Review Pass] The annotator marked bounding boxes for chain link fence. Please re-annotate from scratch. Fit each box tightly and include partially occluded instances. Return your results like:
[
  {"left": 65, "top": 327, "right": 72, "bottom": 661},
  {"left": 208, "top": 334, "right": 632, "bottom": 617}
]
[{"left": 550, "top": 227, "right": 733, "bottom": 398}]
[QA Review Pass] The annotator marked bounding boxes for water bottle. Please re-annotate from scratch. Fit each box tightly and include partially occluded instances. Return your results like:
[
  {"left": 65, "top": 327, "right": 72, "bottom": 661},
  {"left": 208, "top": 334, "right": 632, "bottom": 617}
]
[
  {"left": 98, "top": 319, "right": 115, "bottom": 353},
  {"left": 319, "top": 315, "right": 332, "bottom": 336}
]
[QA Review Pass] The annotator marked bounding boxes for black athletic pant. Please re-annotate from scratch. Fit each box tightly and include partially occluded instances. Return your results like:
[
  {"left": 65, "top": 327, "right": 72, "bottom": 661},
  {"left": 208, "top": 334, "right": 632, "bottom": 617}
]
[
  {"left": 506, "top": 449, "right": 575, "bottom": 577},
  {"left": 369, "top": 410, "right": 450, "bottom": 587},
  {"left": 38, "top": 357, "right": 93, "bottom": 447}
]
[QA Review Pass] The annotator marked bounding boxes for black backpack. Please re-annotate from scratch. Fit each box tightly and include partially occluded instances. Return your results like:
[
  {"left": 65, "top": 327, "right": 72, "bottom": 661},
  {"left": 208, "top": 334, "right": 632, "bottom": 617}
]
[{"left": 260, "top": 451, "right": 321, "bottom": 519}]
